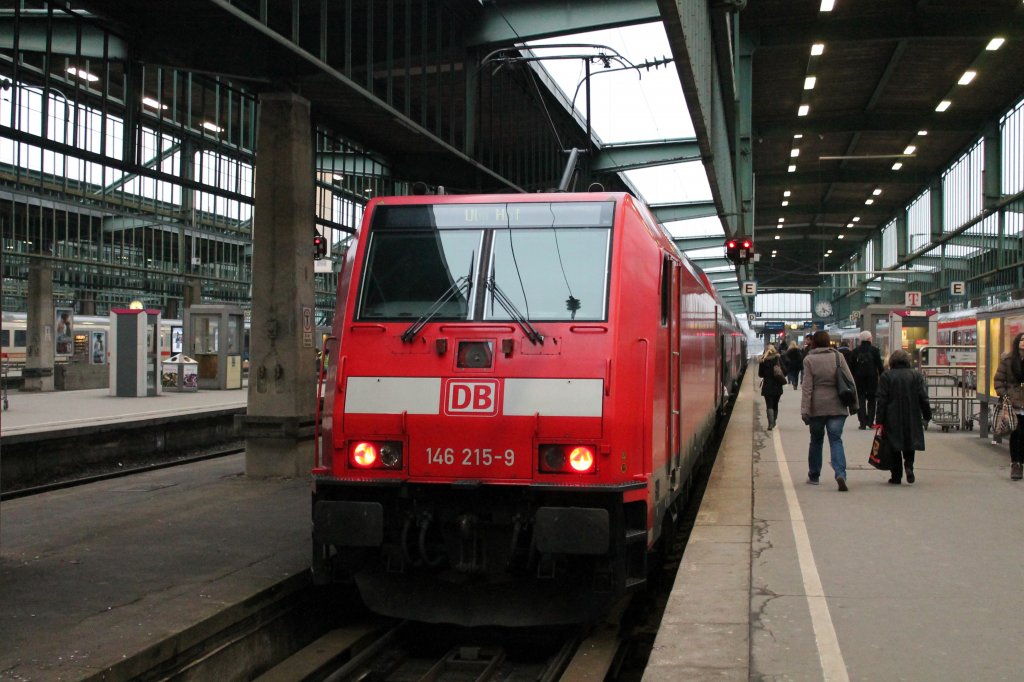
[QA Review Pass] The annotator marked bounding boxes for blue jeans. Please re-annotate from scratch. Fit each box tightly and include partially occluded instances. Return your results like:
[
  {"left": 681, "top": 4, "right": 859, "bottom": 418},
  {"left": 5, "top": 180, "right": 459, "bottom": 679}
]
[{"left": 807, "top": 415, "right": 848, "bottom": 480}]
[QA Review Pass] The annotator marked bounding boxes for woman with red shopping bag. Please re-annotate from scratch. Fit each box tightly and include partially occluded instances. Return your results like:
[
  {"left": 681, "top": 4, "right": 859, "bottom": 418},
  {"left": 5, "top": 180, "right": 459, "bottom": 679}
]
[
  {"left": 994, "top": 332, "right": 1024, "bottom": 480},
  {"left": 874, "top": 349, "right": 932, "bottom": 485}
]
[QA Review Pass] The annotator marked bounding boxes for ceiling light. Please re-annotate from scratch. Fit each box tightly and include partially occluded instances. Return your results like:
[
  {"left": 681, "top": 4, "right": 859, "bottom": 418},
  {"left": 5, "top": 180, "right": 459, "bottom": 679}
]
[
  {"left": 778, "top": 217, "right": 785, "bottom": 222},
  {"left": 903, "top": 145, "right": 916, "bottom": 155},
  {"left": 804, "top": 76, "right": 817, "bottom": 90},
  {"left": 853, "top": 216, "right": 860, "bottom": 222},
  {"left": 775, "top": 235, "right": 781, "bottom": 240},
  {"left": 142, "top": 97, "right": 167, "bottom": 111},
  {"left": 872, "top": 188, "right": 882, "bottom": 196},
  {"left": 66, "top": 67, "right": 99, "bottom": 82},
  {"left": 202, "top": 121, "right": 222, "bottom": 133},
  {"left": 917, "top": 130, "right": 928, "bottom": 136},
  {"left": 892, "top": 162, "right": 904, "bottom": 170},
  {"left": 798, "top": 105, "right": 810, "bottom": 116},
  {"left": 791, "top": 149, "right": 800, "bottom": 157},
  {"left": 788, "top": 164, "right": 797, "bottom": 172},
  {"left": 935, "top": 100, "right": 952, "bottom": 112},
  {"left": 794, "top": 134, "right": 803, "bottom": 139},
  {"left": 783, "top": 190, "right": 792, "bottom": 197},
  {"left": 838, "top": 234, "right": 845, "bottom": 239},
  {"left": 958, "top": 70, "right": 977, "bottom": 86},
  {"left": 782, "top": 200, "right": 789, "bottom": 206},
  {"left": 820, "top": 0, "right": 835, "bottom": 10},
  {"left": 777, "top": 224, "right": 783, "bottom": 229},
  {"left": 865, "top": 198, "right": 874, "bottom": 205},
  {"left": 811, "top": 43, "right": 825, "bottom": 56},
  {"left": 846, "top": 223, "right": 854, "bottom": 228},
  {"left": 987, "top": 38, "right": 1005, "bottom": 51}
]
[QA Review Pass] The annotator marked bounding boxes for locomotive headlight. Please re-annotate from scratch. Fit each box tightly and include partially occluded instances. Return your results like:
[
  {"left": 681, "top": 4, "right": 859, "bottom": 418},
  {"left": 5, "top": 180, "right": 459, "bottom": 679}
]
[
  {"left": 540, "top": 444, "right": 566, "bottom": 471},
  {"left": 350, "top": 440, "right": 403, "bottom": 469},
  {"left": 539, "top": 443, "right": 596, "bottom": 474},
  {"left": 379, "top": 443, "right": 402, "bottom": 468}
]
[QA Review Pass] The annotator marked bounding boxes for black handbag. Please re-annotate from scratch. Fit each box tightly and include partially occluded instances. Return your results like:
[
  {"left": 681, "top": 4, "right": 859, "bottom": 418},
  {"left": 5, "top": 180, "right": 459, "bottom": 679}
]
[
  {"left": 868, "top": 426, "right": 894, "bottom": 470},
  {"left": 834, "top": 352, "right": 857, "bottom": 409}
]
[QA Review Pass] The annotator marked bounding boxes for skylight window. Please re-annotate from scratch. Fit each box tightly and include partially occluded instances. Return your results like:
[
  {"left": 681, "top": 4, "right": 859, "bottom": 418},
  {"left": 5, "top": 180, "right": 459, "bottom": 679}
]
[{"left": 66, "top": 67, "right": 99, "bottom": 82}]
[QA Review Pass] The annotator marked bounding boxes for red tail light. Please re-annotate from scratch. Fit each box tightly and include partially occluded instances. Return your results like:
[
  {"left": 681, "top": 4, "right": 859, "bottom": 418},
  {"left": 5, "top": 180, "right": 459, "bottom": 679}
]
[
  {"left": 539, "top": 444, "right": 597, "bottom": 474},
  {"left": 349, "top": 440, "right": 403, "bottom": 469}
]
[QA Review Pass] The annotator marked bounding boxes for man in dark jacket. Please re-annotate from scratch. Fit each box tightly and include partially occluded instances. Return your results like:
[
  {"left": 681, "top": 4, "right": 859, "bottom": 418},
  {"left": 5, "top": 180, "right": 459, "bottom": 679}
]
[{"left": 851, "top": 330, "right": 884, "bottom": 429}]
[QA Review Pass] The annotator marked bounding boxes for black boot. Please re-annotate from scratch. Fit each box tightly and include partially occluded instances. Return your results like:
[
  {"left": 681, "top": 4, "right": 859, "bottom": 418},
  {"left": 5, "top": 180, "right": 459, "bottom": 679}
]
[{"left": 767, "top": 409, "right": 776, "bottom": 430}]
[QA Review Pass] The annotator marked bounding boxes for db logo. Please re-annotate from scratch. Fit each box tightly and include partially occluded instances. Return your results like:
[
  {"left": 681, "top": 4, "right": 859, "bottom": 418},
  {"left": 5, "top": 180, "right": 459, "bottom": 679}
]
[{"left": 443, "top": 379, "right": 500, "bottom": 416}]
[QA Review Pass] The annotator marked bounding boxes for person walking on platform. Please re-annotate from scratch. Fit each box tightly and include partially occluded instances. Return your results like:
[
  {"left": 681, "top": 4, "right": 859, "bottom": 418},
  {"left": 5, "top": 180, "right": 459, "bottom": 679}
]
[
  {"left": 785, "top": 341, "right": 803, "bottom": 390},
  {"left": 758, "top": 344, "right": 788, "bottom": 431},
  {"left": 874, "top": 349, "right": 932, "bottom": 485},
  {"left": 994, "top": 332, "right": 1024, "bottom": 480},
  {"left": 851, "top": 330, "right": 884, "bottom": 430},
  {"left": 801, "top": 330, "right": 858, "bottom": 491}
]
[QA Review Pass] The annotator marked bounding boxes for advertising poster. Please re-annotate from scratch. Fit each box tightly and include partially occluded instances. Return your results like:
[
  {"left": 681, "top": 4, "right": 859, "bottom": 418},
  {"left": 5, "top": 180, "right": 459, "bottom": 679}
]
[
  {"left": 90, "top": 331, "right": 107, "bottom": 364},
  {"left": 171, "top": 326, "right": 183, "bottom": 354},
  {"left": 55, "top": 307, "right": 74, "bottom": 356}
]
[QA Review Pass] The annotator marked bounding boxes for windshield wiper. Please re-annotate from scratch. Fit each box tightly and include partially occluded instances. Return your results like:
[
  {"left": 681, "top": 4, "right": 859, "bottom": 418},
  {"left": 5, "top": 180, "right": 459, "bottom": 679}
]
[
  {"left": 400, "top": 276, "right": 471, "bottom": 342},
  {"left": 401, "top": 254, "right": 475, "bottom": 343},
  {"left": 486, "top": 277, "right": 544, "bottom": 345}
]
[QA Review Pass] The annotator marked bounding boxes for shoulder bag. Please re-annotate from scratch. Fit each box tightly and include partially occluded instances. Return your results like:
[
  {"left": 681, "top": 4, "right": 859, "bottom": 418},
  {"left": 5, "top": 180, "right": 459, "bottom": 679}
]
[
  {"left": 834, "top": 352, "right": 857, "bottom": 409},
  {"left": 994, "top": 394, "right": 1018, "bottom": 437}
]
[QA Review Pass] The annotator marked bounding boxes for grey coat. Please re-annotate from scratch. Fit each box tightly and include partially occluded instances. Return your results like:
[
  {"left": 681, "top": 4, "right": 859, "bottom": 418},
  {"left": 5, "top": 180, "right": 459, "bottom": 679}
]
[
  {"left": 875, "top": 359, "right": 932, "bottom": 451},
  {"left": 801, "top": 348, "right": 858, "bottom": 418}
]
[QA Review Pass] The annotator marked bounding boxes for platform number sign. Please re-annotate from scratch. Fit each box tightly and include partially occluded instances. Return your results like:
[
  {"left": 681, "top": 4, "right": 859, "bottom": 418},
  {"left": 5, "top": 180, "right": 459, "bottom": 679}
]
[
  {"left": 905, "top": 291, "right": 922, "bottom": 307},
  {"left": 950, "top": 281, "right": 965, "bottom": 296},
  {"left": 742, "top": 281, "right": 757, "bottom": 296}
]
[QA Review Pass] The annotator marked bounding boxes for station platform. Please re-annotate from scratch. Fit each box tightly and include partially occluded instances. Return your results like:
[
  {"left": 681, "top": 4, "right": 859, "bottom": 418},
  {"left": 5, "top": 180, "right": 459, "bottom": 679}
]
[
  {"left": 0, "top": 385, "right": 247, "bottom": 439},
  {"left": 0, "top": 386, "right": 249, "bottom": 491},
  {"left": 3, "top": 368, "right": 1021, "bottom": 680},
  {"left": 645, "top": 366, "right": 1023, "bottom": 681}
]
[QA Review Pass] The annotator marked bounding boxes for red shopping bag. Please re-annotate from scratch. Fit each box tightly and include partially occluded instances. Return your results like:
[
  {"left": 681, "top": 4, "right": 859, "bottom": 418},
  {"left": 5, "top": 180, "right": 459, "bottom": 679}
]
[{"left": 868, "top": 426, "right": 893, "bottom": 470}]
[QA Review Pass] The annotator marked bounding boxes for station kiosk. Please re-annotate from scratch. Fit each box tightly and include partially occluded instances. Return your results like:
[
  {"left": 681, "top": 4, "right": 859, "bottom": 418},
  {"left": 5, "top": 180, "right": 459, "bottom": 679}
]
[
  {"left": 109, "top": 308, "right": 162, "bottom": 397},
  {"left": 184, "top": 305, "right": 244, "bottom": 390}
]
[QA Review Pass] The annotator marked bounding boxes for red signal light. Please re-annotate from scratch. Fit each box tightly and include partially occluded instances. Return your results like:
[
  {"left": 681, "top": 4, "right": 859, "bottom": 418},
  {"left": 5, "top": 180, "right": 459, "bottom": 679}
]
[
  {"left": 313, "top": 234, "right": 327, "bottom": 260},
  {"left": 352, "top": 441, "right": 378, "bottom": 467},
  {"left": 742, "top": 239, "right": 752, "bottom": 249},
  {"left": 539, "top": 444, "right": 597, "bottom": 474}
]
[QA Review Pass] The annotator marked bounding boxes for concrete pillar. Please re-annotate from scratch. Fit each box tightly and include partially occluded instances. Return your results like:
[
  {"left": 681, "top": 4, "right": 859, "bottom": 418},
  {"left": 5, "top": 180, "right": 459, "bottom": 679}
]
[
  {"left": 239, "top": 92, "right": 317, "bottom": 477},
  {"left": 23, "top": 262, "right": 55, "bottom": 392}
]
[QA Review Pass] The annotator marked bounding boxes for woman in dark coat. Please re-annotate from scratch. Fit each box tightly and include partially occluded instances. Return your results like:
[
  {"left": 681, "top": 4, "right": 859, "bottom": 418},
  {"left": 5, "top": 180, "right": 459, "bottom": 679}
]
[
  {"left": 784, "top": 341, "right": 803, "bottom": 390},
  {"left": 758, "top": 344, "right": 788, "bottom": 430},
  {"left": 993, "top": 332, "right": 1024, "bottom": 480},
  {"left": 874, "top": 349, "right": 932, "bottom": 484}
]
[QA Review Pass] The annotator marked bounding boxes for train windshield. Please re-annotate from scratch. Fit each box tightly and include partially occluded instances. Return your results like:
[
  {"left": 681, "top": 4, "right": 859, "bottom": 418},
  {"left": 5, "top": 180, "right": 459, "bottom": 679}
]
[{"left": 357, "top": 201, "right": 613, "bottom": 322}]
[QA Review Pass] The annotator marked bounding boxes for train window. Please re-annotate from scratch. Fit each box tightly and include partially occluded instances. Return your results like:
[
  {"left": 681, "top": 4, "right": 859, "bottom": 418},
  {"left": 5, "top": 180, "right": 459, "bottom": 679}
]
[
  {"left": 660, "top": 257, "right": 671, "bottom": 326},
  {"left": 15, "top": 330, "right": 26, "bottom": 346},
  {"left": 1, "top": 330, "right": 7, "bottom": 346},
  {"left": 373, "top": 202, "right": 614, "bottom": 230},
  {"left": 358, "top": 230, "right": 482, "bottom": 320},
  {"left": 485, "top": 228, "right": 610, "bottom": 322}
]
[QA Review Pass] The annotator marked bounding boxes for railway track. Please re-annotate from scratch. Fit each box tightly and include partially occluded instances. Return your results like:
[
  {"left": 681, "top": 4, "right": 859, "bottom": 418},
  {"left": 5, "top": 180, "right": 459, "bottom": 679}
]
[
  {"left": 0, "top": 444, "right": 245, "bottom": 501},
  {"left": 260, "top": 597, "right": 633, "bottom": 682}
]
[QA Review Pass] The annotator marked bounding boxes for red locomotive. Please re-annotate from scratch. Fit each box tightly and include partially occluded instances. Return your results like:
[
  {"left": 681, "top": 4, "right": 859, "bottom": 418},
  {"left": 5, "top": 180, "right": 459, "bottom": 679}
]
[{"left": 312, "top": 191, "right": 746, "bottom": 625}]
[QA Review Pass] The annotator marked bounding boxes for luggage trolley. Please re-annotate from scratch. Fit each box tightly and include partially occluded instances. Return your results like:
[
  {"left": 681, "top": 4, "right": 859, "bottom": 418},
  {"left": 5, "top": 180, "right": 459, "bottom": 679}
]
[{"left": 920, "top": 345, "right": 977, "bottom": 432}]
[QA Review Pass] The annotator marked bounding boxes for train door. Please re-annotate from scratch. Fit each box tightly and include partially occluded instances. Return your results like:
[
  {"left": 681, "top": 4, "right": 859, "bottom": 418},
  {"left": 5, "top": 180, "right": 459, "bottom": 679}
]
[{"left": 663, "top": 257, "right": 681, "bottom": 481}]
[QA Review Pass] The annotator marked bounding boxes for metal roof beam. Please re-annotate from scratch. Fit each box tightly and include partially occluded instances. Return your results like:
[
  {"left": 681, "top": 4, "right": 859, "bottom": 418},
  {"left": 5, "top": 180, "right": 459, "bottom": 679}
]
[
  {"left": 591, "top": 138, "right": 700, "bottom": 173},
  {"left": 0, "top": 13, "right": 126, "bottom": 58},
  {"left": 469, "top": 0, "right": 660, "bottom": 46},
  {"left": 757, "top": 168, "right": 930, "bottom": 185},
  {"left": 653, "top": 200, "right": 718, "bottom": 222},
  {"left": 751, "top": 14, "right": 1024, "bottom": 48},
  {"left": 755, "top": 112, "right": 983, "bottom": 137}
]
